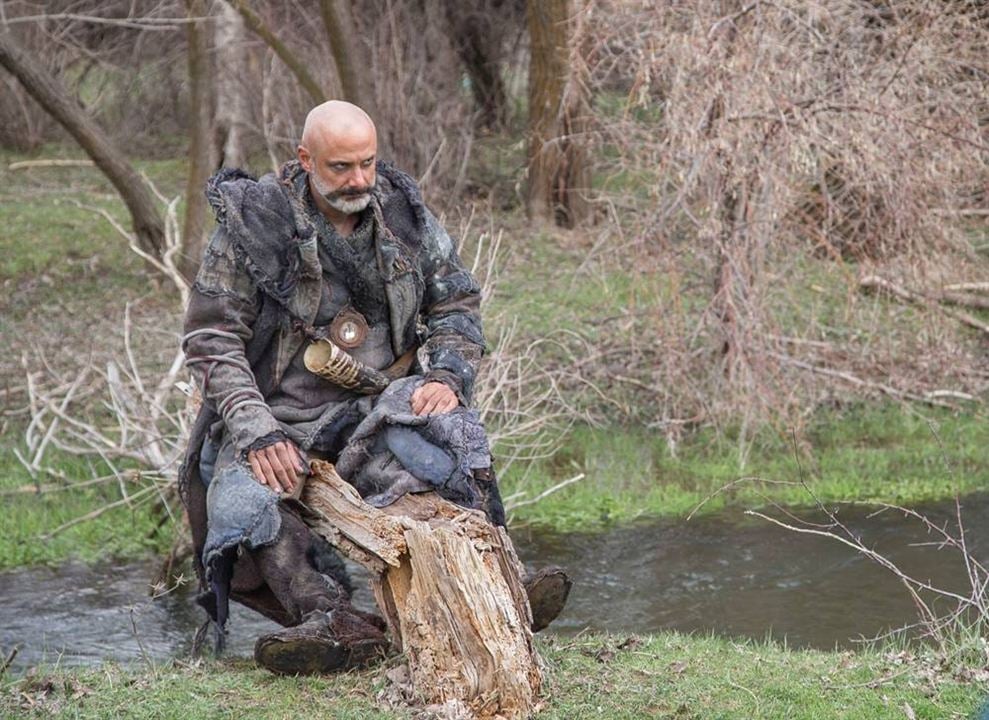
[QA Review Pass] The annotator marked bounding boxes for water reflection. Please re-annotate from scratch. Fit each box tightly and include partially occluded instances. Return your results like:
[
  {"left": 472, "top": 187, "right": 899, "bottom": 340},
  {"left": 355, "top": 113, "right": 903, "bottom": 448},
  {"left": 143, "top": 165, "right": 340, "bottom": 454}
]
[{"left": 514, "top": 493, "right": 988, "bottom": 648}]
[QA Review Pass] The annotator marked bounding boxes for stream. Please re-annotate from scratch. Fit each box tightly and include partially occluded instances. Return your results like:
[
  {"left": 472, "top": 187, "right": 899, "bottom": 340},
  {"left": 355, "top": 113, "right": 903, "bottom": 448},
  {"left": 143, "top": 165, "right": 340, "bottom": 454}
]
[{"left": 2, "top": 493, "right": 986, "bottom": 672}]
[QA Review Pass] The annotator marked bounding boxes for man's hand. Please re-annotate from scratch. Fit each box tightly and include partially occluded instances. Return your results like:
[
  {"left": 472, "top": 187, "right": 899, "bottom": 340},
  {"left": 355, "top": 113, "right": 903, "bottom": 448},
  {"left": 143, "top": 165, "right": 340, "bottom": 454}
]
[
  {"left": 247, "top": 440, "right": 305, "bottom": 494},
  {"left": 411, "top": 381, "right": 459, "bottom": 416}
]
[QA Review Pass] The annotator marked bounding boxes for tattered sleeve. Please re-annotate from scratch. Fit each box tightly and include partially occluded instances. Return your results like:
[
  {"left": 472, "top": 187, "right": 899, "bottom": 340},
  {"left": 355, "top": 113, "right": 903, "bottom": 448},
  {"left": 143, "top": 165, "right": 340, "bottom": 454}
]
[
  {"left": 182, "top": 227, "right": 281, "bottom": 451},
  {"left": 419, "top": 210, "right": 486, "bottom": 404}
]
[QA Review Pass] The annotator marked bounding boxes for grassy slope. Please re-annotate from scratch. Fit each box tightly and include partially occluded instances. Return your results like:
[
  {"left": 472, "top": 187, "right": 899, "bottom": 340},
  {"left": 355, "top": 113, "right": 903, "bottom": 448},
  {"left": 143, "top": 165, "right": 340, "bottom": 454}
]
[
  {"left": 0, "top": 150, "right": 184, "bottom": 570},
  {"left": 2, "top": 634, "right": 985, "bottom": 719}
]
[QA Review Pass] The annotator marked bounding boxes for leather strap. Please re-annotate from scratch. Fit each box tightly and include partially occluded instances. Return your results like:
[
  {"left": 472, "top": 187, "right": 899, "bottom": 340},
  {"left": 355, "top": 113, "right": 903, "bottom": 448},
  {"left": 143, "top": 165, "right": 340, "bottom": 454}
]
[{"left": 383, "top": 348, "right": 417, "bottom": 380}]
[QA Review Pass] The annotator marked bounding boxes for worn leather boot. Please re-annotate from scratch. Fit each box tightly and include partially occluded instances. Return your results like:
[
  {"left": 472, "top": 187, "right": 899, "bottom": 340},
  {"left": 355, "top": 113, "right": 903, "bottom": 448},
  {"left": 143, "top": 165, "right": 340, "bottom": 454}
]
[
  {"left": 525, "top": 565, "right": 572, "bottom": 632},
  {"left": 254, "top": 607, "right": 389, "bottom": 675}
]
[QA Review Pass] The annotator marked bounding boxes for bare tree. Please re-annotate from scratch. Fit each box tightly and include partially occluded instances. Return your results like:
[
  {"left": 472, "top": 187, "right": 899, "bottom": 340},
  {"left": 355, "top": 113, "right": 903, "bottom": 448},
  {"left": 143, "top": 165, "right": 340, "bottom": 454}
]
[
  {"left": 0, "top": 28, "right": 166, "bottom": 258},
  {"left": 318, "top": 0, "right": 376, "bottom": 115},
  {"left": 348, "top": 0, "right": 476, "bottom": 195},
  {"left": 443, "top": 0, "right": 521, "bottom": 128},
  {"left": 227, "top": 0, "right": 326, "bottom": 104},
  {"left": 179, "top": 0, "right": 212, "bottom": 280},
  {"left": 561, "top": 0, "right": 989, "bottom": 440},
  {"left": 213, "top": 1, "right": 251, "bottom": 168},
  {"left": 526, "top": 0, "right": 591, "bottom": 227}
]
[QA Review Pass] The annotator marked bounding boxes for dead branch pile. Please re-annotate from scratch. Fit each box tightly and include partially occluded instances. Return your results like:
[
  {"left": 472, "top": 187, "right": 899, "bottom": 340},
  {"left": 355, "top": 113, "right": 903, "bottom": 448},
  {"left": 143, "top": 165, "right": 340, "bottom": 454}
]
[{"left": 552, "top": 1, "right": 989, "bottom": 445}]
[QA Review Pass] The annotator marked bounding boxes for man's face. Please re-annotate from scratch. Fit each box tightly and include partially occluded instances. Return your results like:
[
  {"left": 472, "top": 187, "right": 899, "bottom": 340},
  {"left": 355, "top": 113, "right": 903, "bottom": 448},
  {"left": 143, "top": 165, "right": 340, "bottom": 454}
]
[{"left": 299, "top": 130, "right": 377, "bottom": 216}]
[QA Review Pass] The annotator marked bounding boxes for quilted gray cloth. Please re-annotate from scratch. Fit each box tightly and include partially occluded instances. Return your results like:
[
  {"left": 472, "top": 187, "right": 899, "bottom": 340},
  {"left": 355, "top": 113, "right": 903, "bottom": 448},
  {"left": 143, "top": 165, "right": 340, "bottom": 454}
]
[
  {"left": 335, "top": 376, "right": 491, "bottom": 508},
  {"left": 202, "top": 451, "right": 282, "bottom": 578}
]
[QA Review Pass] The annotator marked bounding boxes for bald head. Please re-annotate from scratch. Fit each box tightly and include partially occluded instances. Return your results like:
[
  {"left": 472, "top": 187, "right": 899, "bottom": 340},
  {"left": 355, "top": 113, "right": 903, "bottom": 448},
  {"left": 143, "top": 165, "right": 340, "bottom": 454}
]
[
  {"left": 300, "top": 101, "right": 376, "bottom": 154},
  {"left": 298, "top": 101, "right": 378, "bottom": 223}
]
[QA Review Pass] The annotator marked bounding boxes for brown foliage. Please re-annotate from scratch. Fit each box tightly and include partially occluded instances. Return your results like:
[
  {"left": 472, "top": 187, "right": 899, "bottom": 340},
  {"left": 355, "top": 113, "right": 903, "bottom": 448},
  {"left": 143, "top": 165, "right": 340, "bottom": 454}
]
[{"left": 566, "top": 0, "right": 989, "bottom": 442}]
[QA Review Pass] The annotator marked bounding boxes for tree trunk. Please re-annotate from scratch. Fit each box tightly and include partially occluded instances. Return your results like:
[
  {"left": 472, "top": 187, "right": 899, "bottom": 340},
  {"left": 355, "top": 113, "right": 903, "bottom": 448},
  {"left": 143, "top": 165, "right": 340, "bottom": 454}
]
[
  {"left": 214, "top": 2, "right": 251, "bottom": 168},
  {"left": 444, "top": 3, "right": 509, "bottom": 128},
  {"left": 180, "top": 0, "right": 213, "bottom": 281},
  {"left": 318, "top": 0, "right": 377, "bottom": 116},
  {"left": 227, "top": 0, "right": 326, "bottom": 104},
  {"left": 302, "top": 461, "right": 541, "bottom": 720},
  {"left": 526, "top": 0, "right": 591, "bottom": 227},
  {"left": 0, "top": 30, "right": 165, "bottom": 258}
]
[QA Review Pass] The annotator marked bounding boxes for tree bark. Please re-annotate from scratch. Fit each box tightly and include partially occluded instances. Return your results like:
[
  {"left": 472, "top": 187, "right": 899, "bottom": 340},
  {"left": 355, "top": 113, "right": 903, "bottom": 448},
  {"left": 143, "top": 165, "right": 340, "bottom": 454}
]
[
  {"left": 0, "top": 30, "right": 165, "bottom": 258},
  {"left": 180, "top": 0, "right": 213, "bottom": 281},
  {"left": 444, "top": 2, "right": 510, "bottom": 128},
  {"left": 302, "top": 461, "right": 541, "bottom": 720},
  {"left": 227, "top": 0, "right": 326, "bottom": 104},
  {"left": 318, "top": 0, "right": 377, "bottom": 116},
  {"left": 526, "top": 0, "right": 591, "bottom": 227},
  {"left": 214, "top": 2, "right": 251, "bottom": 168}
]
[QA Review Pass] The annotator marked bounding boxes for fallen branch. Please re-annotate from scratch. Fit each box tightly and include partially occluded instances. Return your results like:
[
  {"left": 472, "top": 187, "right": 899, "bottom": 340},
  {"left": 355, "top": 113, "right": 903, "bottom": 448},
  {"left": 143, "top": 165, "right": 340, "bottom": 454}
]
[
  {"left": 0, "top": 646, "right": 19, "bottom": 678},
  {"left": 8, "top": 159, "right": 95, "bottom": 170},
  {"left": 746, "top": 490, "right": 989, "bottom": 655},
  {"left": 0, "top": 471, "right": 150, "bottom": 496},
  {"left": 944, "top": 282, "right": 989, "bottom": 294},
  {"left": 38, "top": 483, "right": 160, "bottom": 540},
  {"left": 931, "top": 209, "right": 989, "bottom": 218},
  {"left": 767, "top": 351, "right": 961, "bottom": 409},
  {"left": 935, "top": 293, "right": 989, "bottom": 311},
  {"left": 745, "top": 510, "right": 973, "bottom": 607},
  {"left": 505, "top": 473, "right": 586, "bottom": 512},
  {"left": 859, "top": 275, "right": 989, "bottom": 335}
]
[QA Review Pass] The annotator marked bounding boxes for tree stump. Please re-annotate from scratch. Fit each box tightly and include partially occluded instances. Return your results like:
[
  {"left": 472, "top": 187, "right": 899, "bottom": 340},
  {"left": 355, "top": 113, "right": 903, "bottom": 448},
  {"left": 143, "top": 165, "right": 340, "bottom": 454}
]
[{"left": 301, "top": 460, "right": 542, "bottom": 719}]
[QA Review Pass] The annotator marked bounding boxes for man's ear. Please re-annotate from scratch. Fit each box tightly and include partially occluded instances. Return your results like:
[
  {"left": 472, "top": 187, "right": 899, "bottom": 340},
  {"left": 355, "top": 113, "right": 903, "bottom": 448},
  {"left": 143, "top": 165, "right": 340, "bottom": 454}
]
[{"left": 297, "top": 145, "right": 311, "bottom": 172}]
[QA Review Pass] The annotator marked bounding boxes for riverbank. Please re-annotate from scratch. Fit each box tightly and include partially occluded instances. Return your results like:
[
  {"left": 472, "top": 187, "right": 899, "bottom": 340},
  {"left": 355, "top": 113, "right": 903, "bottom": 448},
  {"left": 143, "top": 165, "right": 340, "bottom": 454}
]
[
  {"left": 3, "top": 406, "right": 986, "bottom": 569},
  {"left": 2, "top": 633, "right": 984, "bottom": 719},
  {"left": 501, "top": 403, "right": 989, "bottom": 531}
]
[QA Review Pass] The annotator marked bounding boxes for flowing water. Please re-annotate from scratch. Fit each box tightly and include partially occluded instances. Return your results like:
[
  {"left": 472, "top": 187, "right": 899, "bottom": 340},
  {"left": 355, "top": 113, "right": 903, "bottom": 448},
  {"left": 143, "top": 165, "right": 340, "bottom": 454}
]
[{"left": 2, "top": 493, "right": 987, "bottom": 672}]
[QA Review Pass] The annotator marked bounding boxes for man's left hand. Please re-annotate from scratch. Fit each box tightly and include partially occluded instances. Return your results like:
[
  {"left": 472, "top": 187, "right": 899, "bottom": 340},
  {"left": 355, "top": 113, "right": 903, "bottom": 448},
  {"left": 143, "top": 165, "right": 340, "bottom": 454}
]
[{"left": 411, "top": 382, "right": 459, "bottom": 415}]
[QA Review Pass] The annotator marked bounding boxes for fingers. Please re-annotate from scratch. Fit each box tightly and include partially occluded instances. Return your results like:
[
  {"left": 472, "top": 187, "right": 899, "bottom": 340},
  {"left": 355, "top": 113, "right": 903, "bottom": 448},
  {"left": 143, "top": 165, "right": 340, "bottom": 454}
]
[
  {"left": 411, "top": 382, "right": 459, "bottom": 416},
  {"left": 437, "top": 394, "right": 458, "bottom": 412},
  {"left": 272, "top": 441, "right": 301, "bottom": 492},
  {"left": 410, "top": 386, "right": 428, "bottom": 415},
  {"left": 250, "top": 448, "right": 283, "bottom": 493},
  {"left": 267, "top": 442, "right": 297, "bottom": 492},
  {"left": 286, "top": 442, "right": 306, "bottom": 474},
  {"left": 248, "top": 451, "right": 268, "bottom": 489},
  {"left": 248, "top": 440, "right": 304, "bottom": 493}
]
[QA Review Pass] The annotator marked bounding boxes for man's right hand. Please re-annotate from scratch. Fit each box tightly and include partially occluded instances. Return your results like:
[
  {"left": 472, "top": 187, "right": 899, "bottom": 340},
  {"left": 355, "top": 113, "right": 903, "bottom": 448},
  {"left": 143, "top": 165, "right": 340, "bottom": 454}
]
[{"left": 247, "top": 440, "right": 305, "bottom": 494}]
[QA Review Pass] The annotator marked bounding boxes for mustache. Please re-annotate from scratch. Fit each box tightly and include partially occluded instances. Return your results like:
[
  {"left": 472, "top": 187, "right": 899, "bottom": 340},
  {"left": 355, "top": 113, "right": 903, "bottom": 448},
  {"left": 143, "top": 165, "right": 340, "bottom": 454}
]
[{"left": 328, "top": 185, "right": 373, "bottom": 200}]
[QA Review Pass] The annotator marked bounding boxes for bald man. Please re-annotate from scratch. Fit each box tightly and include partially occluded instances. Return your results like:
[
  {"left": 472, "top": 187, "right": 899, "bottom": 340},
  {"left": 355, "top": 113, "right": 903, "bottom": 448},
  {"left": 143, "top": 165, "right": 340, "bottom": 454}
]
[{"left": 179, "top": 102, "right": 568, "bottom": 675}]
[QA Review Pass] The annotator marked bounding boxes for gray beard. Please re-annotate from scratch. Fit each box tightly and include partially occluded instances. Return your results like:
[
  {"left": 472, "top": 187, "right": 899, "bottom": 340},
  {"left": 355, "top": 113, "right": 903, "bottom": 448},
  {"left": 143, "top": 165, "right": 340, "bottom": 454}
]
[
  {"left": 326, "top": 193, "right": 372, "bottom": 214},
  {"left": 310, "top": 172, "right": 374, "bottom": 215}
]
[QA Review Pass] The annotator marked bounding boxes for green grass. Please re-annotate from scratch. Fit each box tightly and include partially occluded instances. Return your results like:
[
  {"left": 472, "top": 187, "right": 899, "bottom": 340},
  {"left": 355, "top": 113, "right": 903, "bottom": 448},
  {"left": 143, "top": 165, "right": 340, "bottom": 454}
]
[
  {"left": 502, "top": 403, "right": 989, "bottom": 530},
  {"left": 0, "top": 147, "right": 189, "bottom": 570},
  {"left": 488, "top": 229, "right": 661, "bottom": 339},
  {"left": 0, "top": 446, "right": 172, "bottom": 570},
  {"left": 3, "top": 402, "right": 984, "bottom": 570},
  {"left": 0, "top": 148, "right": 188, "bottom": 322},
  {"left": 2, "top": 634, "right": 984, "bottom": 719}
]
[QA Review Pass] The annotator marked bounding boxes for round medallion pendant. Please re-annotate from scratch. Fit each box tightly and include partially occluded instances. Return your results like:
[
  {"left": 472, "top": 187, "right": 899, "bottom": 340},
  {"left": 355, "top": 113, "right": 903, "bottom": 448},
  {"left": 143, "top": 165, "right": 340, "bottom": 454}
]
[{"left": 330, "top": 308, "right": 369, "bottom": 349}]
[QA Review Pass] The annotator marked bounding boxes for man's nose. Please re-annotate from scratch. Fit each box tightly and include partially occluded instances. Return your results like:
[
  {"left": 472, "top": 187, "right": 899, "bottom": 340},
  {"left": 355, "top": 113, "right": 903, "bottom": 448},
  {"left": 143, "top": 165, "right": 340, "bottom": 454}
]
[{"left": 346, "top": 166, "right": 367, "bottom": 188}]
